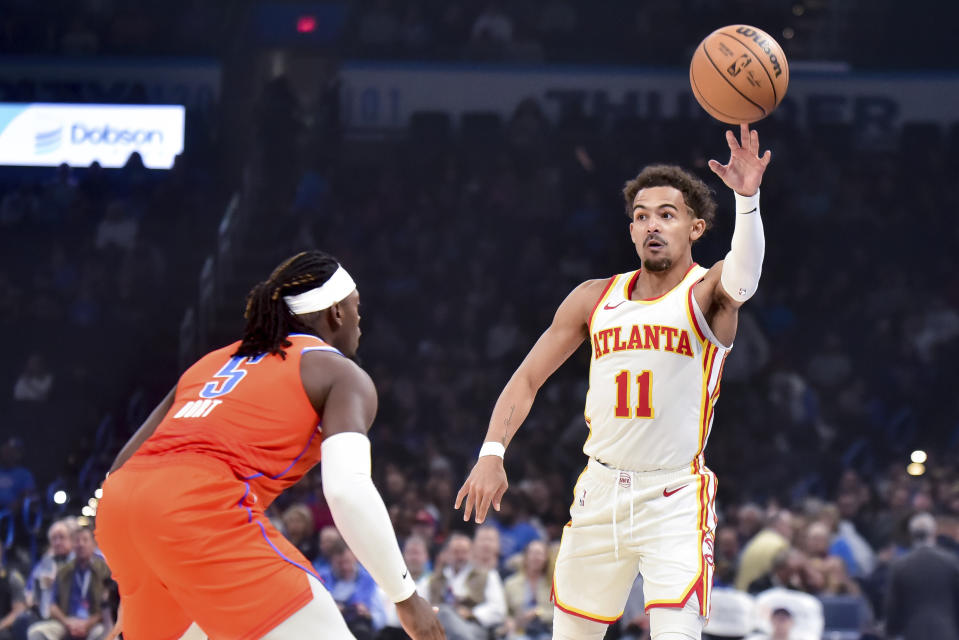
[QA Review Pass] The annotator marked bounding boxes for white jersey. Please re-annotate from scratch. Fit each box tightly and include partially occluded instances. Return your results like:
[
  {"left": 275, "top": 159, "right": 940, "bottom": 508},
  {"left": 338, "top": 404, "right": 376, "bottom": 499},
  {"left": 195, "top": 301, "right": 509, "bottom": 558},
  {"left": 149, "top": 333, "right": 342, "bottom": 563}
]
[{"left": 583, "top": 264, "right": 730, "bottom": 473}]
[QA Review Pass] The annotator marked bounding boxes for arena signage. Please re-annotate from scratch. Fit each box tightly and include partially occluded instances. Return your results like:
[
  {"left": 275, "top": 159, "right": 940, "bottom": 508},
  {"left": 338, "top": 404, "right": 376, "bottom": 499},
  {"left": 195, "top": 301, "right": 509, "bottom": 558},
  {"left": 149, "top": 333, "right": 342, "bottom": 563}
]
[
  {"left": 340, "top": 62, "right": 959, "bottom": 136},
  {"left": 0, "top": 103, "right": 185, "bottom": 169}
]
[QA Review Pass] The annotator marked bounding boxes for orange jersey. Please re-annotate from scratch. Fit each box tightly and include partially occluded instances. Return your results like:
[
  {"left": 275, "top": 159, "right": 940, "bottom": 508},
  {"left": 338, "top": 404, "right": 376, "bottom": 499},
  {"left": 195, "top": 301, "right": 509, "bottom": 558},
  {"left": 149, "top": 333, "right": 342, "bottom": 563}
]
[{"left": 134, "top": 333, "right": 339, "bottom": 507}]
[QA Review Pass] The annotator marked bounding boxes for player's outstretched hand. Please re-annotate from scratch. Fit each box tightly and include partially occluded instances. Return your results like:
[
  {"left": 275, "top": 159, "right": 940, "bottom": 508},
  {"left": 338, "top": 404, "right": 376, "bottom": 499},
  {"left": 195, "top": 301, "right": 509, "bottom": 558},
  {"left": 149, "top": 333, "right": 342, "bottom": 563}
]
[
  {"left": 395, "top": 593, "right": 446, "bottom": 640},
  {"left": 454, "top": 456, "right": 508, "bottom": 524},
  {"left": 708, "top": 123, "right": 771, "bottom": 197}
]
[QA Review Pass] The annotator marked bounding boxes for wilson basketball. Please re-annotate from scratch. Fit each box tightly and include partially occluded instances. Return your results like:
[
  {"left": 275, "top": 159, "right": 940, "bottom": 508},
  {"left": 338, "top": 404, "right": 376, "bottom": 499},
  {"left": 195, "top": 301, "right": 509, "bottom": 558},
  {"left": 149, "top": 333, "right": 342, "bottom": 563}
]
[{"left": 689, "top": 25, "right": 790, "bottom": 124}]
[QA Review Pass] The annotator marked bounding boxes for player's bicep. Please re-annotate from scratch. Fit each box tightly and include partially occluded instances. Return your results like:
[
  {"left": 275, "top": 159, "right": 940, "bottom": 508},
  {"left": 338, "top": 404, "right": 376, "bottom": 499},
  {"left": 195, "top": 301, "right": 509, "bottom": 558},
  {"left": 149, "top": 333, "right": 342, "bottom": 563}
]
[
  {"left": 516, "top": 280, "right": 602, "bottom": 389},
  {"left": 302, "top": 353, "right": 378, "bottom": 437}
]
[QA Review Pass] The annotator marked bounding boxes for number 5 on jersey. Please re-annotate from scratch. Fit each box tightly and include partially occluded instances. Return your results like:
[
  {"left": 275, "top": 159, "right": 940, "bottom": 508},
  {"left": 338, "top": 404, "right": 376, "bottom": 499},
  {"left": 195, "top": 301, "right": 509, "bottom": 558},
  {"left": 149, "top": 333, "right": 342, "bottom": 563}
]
[{"left": 614, "top": 370, "right": 654, "bottom": 419}]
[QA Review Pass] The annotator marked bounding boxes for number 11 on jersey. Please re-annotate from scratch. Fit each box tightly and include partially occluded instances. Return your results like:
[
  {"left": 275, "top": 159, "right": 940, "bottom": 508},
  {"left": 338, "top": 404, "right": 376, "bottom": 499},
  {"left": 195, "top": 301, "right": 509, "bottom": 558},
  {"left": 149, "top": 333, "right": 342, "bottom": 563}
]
[{"left": 614, "top": 370, "right": 654, "bottom": 419}]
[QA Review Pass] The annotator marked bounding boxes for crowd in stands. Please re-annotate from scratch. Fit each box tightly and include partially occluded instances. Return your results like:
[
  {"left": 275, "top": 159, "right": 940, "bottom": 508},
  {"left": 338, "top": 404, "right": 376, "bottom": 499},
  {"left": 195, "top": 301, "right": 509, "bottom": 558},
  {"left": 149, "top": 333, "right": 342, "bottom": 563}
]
[
  {"left": 1, "top": 0, "right": 954, "bottom": 70},
  {"left": 3, "top": 9, "right": 959, "bottom": 634},
  {"left": 343, "top": 0, "right": 951, "bottom": 69}
]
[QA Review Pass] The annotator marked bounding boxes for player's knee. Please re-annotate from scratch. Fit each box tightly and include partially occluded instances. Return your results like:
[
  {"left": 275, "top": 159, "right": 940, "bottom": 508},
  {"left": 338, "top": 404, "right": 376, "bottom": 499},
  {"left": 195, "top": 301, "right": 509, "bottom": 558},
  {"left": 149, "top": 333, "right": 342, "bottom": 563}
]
[
  {"left": 648, "top": 605, "right": 704, "bottom": 640},
  {"left": 552, "top": 608, "right": 608, "bottom": 640}
]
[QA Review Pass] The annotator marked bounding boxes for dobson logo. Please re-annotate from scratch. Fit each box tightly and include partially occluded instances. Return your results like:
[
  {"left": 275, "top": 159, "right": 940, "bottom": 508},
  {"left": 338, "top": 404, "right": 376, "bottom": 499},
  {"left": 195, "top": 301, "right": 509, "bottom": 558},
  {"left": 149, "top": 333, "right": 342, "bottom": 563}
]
[
  {"left": 34, "top": 126, "right": 63, "bottom": 154},
  {"left": 71, "top": 123, "right": 164, "bottom": 145}
]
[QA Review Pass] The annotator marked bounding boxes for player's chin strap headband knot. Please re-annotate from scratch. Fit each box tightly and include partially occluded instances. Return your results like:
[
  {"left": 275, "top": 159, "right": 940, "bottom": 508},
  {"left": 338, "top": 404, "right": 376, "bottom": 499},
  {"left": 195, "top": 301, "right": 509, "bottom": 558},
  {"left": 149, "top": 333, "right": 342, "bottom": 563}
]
[{"left": 283, "top": 266, "right": 356, "bottom": 315}]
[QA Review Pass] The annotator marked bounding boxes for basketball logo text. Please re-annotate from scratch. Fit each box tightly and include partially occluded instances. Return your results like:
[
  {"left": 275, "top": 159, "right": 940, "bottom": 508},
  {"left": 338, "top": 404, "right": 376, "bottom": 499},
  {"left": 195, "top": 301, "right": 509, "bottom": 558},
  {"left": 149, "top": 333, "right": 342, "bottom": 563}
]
[{"left": 735, "top": 27, "right": 784, "bottom": 77}]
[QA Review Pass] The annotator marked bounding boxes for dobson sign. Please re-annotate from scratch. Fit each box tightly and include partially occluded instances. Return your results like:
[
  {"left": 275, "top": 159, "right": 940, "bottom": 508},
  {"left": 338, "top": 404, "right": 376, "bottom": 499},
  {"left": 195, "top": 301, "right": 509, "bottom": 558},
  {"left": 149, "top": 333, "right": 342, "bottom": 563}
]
[{"left": 0, "top": 103, "right": 185, "bottom": 169}]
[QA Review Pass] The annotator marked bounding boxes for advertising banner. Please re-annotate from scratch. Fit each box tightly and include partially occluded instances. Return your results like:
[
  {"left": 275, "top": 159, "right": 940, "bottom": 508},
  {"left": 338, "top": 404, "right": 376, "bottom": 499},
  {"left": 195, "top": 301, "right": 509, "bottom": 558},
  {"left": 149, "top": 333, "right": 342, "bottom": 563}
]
[{"left": 0, "top": 103, "right": 185, "bottom": 169}]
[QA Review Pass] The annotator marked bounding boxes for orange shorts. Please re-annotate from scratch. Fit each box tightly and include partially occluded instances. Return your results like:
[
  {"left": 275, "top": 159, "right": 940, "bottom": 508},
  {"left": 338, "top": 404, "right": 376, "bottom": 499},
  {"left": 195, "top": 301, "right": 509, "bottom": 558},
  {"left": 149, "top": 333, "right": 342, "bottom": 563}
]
[{"left": 95, "top": 454, "right": 316, "bottom": 640}]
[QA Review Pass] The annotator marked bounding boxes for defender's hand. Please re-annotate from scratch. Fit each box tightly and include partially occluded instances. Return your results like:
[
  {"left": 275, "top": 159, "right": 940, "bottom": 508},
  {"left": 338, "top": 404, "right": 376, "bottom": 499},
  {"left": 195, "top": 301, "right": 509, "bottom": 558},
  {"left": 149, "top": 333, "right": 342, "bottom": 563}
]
[
  {"left": 454, "top": 456, "right": 508, "bottom": 524},
  {"left": 708, "top": 123, "right": 771, "bottom": 196},
  {"left": 395, "top": 593, "right": 446, "bottom": 640}
]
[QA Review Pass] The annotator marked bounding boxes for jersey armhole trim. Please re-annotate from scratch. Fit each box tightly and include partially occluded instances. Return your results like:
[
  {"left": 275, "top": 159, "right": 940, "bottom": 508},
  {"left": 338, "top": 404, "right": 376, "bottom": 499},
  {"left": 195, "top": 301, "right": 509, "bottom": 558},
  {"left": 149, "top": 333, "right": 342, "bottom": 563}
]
[
  {"left": 687, "top": 284, "right": 732, "bottom": 350},
  {"left": 587, "top": 276, "right": 618, "bottom": 334},
  {"left": 301, "top": 346, "right": 344, "bottom": 356}
]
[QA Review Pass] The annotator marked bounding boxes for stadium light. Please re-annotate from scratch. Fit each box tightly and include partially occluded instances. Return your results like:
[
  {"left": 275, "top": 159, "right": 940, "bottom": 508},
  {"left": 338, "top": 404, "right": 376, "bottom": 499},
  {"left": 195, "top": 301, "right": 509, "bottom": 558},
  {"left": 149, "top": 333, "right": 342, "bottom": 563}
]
[
  {"left": 81, "top": 506, "right": 95, "bottom": 517},
  {"left": 910, "top": 450, "right": 927, "bottom": 464},
  {"left": 95, "top": 488, "right": 103, "bottom": 499},
  {"left": 53, "top": 490, "right": 68, "bottom": 505},
  {"left": 907, "top": 462, "right": 926, "bottom": 476}
]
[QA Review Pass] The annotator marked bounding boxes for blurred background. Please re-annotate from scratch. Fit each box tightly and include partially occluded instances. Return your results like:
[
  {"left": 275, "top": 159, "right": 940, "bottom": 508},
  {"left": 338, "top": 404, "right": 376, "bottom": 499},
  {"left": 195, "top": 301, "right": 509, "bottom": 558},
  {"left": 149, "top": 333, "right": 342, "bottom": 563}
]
[{"left": 1, "top": 1, "right": 958, "bottom": 639}]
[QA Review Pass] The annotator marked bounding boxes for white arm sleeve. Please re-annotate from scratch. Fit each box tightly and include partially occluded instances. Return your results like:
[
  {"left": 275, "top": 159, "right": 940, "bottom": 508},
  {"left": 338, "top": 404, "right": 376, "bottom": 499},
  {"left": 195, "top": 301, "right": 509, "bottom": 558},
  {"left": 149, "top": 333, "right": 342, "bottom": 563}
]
[
  {"left": 720, "top": 189, "right": 765, "bottom": 303},
  {"left": 321, "top": 432, "right": 416, "bottom": 603}
]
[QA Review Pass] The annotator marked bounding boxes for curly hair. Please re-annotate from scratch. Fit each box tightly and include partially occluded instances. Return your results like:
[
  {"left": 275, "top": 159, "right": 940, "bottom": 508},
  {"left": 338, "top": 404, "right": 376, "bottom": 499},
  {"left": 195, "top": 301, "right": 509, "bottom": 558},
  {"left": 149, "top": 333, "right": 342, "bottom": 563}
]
[
  {"left": 622, "top": 165, "right": 716, "bottom": 231},
  {"left": 233, "top": 250, "right": 341, "bottom": 359}
]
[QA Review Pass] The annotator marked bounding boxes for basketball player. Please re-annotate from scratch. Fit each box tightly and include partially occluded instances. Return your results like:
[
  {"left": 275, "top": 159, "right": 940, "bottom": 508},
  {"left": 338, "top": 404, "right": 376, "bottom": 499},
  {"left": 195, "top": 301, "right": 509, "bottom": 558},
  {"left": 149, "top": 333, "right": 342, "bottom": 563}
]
[
  {"left": 456, "top": 124, "right": 770, "bottom": 640},
  {"left": 96, "top": 251, "right": 445, "bottom": 640}
]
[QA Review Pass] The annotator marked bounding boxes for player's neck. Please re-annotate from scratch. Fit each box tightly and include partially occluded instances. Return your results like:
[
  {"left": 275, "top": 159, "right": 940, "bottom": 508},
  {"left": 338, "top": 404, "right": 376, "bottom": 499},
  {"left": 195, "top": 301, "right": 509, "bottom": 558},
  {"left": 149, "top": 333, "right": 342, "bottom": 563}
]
[{"left": 631, "top": 258, "right": 694, "bottom": 301}]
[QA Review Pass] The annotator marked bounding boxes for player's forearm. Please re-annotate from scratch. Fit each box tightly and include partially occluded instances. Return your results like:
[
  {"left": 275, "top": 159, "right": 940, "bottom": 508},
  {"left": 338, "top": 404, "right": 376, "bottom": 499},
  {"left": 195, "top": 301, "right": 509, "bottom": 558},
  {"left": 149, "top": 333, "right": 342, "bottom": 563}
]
[
  {"left": 321, "top": 432, "right": 417, "bottom": 603},
  {"left": 720, "top": 189, "right": 765, "bottom": 303},
  {"left": 484, "top": 372, "right": 538, "bottom": 449},
  {"left": 109, "top": 386, "right": 176, "bottom": 473}
]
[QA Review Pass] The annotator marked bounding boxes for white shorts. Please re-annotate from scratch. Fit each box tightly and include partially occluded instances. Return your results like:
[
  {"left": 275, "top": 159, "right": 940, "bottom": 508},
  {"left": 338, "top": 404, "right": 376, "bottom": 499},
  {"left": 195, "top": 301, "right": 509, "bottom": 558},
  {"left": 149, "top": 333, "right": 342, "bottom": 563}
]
[{"left": 552, "top": 457, "right": 717, "bottom": 623}]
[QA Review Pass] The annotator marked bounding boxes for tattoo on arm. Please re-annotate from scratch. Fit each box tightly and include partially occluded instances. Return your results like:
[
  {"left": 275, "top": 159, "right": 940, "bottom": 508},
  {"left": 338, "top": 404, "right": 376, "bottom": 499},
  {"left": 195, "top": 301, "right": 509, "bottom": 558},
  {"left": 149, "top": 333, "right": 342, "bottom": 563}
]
[{"left": 502, "top": 405, "right": 515, "bottom": 445}]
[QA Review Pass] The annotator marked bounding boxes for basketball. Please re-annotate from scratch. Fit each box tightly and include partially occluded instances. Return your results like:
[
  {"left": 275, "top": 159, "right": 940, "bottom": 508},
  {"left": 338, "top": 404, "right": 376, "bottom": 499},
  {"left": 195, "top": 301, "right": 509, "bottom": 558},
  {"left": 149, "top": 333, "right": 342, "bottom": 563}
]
[{"left": 689, "top": 25, "right": 790, "bottom": 124}]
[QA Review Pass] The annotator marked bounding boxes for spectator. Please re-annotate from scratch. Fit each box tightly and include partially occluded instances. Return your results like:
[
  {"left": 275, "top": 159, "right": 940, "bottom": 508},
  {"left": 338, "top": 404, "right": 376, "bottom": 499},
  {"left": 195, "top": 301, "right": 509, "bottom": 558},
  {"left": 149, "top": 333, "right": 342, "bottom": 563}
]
[
  {"left": 0, "top": 540, "right": 26, "bottom": 640},
  {"left": 714, "top": 526, "right": 740, "bottom": 587},
  {"left": 489, "top": 493, "right": 541, "bottom": 565},
  {"left": 93, "top": 201, "right": 137, "bottom": 253},
  {"left": 832, "top": 493, "right": 877, "bottom": 578},
  {"left": 27, "top": 527, "right": 110, "bottom": 640},
  {"left": 885, "top": 512, "right": 959, "bottom": 640},
  {"left": 472, "top": 525, "right": 501, "bottom": 572},
  {"left": 745, "top": 607, "right": 794, "bottom": 640},
  {"left": 0, "top": 438, "right": 35, "bottom": 511},
  {"left": 427, "top": 532, "right": 507, "bottom": 640},
  {"left": 12, "top": 355, "right": 54, "bottom": 403},
  {"left": 403, "top": 534, "right": 433, "bottom": 590},
  {"left": 503, "top": 540, "right": 552, "bottom": 640},
  {"left": 315, "top": 542, "right": 385, "bottom": 640},
  {"left": 280, "top": 503, "right": 318, "bottom": 562},
  {"left": 736, "top": 510, "right": 793, "bottom": 591},
  {"left": 313, "top": 525, "right": 343, "bottom": 575},
  {"left": 21, "top": 521, "right": 75, "bottom": 631},
  {"left": 747, "top": 548, "right": 807, "bottom": 595},
  {"left": 801, "top": 518, "right": 862, "bottom": 596},
  {"left": 470, "top": 1, "right": 513, "bottom": 44}
]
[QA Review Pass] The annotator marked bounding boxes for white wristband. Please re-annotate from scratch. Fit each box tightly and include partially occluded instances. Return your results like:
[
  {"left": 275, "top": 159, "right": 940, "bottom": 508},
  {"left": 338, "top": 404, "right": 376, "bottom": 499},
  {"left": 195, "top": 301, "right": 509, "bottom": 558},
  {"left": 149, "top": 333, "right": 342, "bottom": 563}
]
[{"left": 478, "top": 441, "right": 505, "bottom": 459}]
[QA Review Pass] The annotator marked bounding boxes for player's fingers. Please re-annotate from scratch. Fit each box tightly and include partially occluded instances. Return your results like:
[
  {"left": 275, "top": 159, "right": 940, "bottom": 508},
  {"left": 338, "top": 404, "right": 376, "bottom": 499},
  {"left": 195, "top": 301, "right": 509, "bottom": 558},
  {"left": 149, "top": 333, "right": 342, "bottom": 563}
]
[
  {"left": 462, "top": 490, "right": 475, "bottom": 521},
  {"left": 750, "top": 128, "right": 760, "bottom": 154},
  {"left": 725, "top": 129, "right": 738, "bottom": 151},
  {"left": 475, "top": 494, "right": 492, "bottom": 523},
  {"left": 454, "top": 485, "right": 467, "bottom": 509},
  {"left": 761, "top": 149, "right": 772, "bottom": 166},
  {"left": 707, "top": 159, "right": 725, "bottom": 177},
  {"left": 740, "top": 123, "right": 750, "bottom": 147},
  {"left": 492, "top": 484, "right": 508, "bottom": 511}
]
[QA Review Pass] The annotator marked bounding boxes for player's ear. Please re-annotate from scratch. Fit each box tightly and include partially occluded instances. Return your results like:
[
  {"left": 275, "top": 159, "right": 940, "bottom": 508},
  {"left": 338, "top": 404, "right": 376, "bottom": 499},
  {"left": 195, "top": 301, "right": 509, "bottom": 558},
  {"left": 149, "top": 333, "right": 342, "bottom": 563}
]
[
  {"left": 689, "top": 217, "right": 706, "bottom": 243},
  {"left": 327, "top": 303, "right": 344, "bottom": 329}
]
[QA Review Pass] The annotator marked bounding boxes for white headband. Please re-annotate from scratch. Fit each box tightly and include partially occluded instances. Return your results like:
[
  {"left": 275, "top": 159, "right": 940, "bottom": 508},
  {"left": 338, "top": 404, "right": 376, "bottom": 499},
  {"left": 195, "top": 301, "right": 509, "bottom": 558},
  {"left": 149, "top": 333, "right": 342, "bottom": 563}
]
[{"left": 283, "top": 266, "right": 356, "bottom": 315}]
